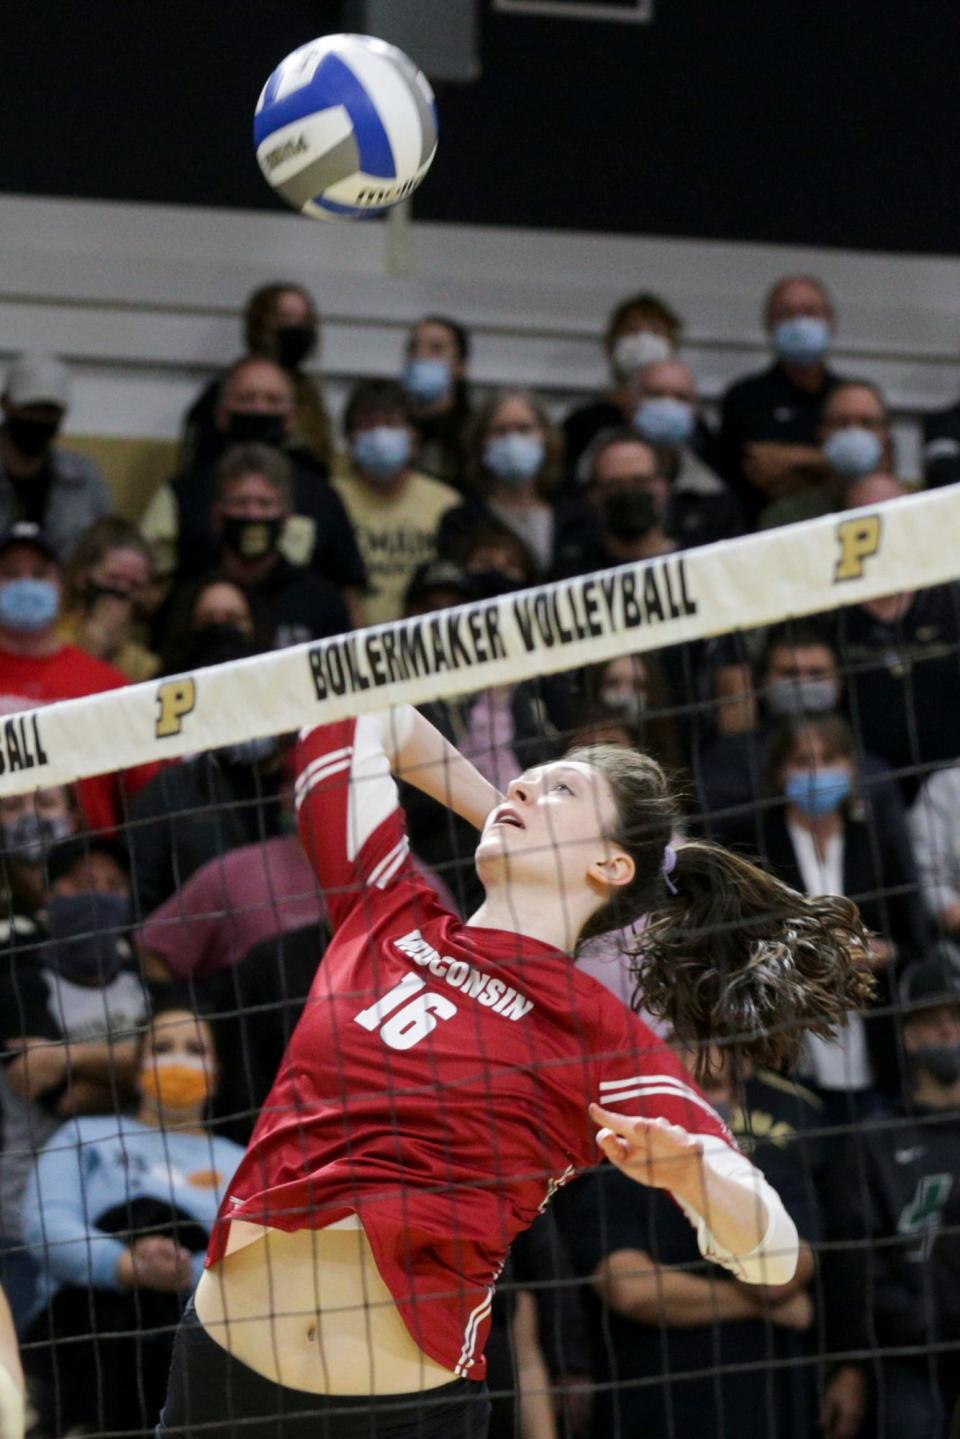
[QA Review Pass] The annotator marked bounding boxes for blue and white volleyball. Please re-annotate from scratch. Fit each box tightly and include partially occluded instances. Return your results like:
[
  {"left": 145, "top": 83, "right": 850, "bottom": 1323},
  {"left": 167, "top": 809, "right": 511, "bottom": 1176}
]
[{"left": 254, "top": 34, "right": 438, "bottom": 221}]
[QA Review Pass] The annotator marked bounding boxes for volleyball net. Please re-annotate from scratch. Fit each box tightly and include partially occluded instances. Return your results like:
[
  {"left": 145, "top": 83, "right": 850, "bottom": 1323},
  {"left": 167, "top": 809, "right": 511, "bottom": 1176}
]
[{"left": 3, "top": 486, "right": 960, "bottom": 1438}]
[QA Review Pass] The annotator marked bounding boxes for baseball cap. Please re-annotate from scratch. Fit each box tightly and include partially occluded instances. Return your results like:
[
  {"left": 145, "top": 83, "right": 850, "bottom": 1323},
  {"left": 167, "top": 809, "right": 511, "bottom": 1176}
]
[
  {"left": 0, "top": 522, "right": 60, "bottom": 564},
  {"left": 404, "top": 560, "right": 476, "bottom": 611},
  {"left": 4, "top": 354, "right": 71, "bottom": 410},
  {"left": 900, "top": 944, "right": 960, "bottom": 1010}
]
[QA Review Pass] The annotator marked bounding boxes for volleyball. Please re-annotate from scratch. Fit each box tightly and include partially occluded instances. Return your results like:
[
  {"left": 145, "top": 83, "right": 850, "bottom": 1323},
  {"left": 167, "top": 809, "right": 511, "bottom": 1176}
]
[{"left": 253, "top": 33, "right": 438, "bottom": 222}]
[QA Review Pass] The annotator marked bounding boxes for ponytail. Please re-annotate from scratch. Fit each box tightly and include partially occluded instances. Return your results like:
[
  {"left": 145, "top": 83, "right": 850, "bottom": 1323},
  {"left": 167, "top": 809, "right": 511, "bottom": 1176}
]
[{"left": 631, "top": 840, "right": 875, "bottom": 1079}]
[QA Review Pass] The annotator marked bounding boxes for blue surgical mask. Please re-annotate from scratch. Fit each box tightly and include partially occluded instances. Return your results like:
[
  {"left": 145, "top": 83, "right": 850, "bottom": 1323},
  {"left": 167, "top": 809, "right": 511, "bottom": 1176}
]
[
  {"left": 352, "top": 426, "right": 412, "bottom": 481},
  {"left": 823, "top": 427, "right": 883, "bottom": 479},
  {"left": 483, "top": 433, "right": 545, "bottom": 485},
  {"left": 0, "top": 577, "right": 59, "bottom": 632},
  {"left": 45, "top": 892, "right": 131, "bottom": 985},
  {"left": 785, "top": 766, "right": 852, "bottom": 818},
  {"left": 403, "top": 358, "right": 451, "bottom": 405},
  {"left": 773, "top": 316, "right": 830, "bottom": 365},
  {"left": 633, "top": 396, "right": 695, "bottom": 447}
]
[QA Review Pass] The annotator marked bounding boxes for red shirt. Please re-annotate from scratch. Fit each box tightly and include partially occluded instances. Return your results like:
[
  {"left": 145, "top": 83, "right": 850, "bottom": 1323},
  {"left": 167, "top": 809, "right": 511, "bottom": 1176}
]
[
  {"left": 0, "top": 644, "right": 156, "bottom": 829},
  {"left": 208, "top": 714, "right": 735, "bottom": 1379}
]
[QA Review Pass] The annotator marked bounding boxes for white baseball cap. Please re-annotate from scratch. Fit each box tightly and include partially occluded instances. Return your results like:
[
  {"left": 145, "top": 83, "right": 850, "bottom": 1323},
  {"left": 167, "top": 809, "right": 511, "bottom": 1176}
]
[{"left": 4, "top": 354, "right": 72, "bottom": 410}]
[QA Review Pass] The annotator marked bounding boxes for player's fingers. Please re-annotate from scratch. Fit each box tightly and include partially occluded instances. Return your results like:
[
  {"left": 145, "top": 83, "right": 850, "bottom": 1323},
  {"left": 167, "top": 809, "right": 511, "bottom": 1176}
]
[{"left": 588, "top": 1102, "right": 638, "bottom": 1136}]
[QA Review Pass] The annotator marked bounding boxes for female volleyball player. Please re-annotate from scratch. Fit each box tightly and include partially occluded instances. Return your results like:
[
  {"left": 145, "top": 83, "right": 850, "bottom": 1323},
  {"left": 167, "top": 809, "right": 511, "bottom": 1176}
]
[{"left": 159, "top": 705, "right": 871, "bottom": 1438}]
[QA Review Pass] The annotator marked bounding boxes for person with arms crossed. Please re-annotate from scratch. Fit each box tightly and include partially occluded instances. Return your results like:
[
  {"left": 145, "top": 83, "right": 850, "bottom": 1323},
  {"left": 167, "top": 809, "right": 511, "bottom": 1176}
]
[{"left": 158, "top": 703, "right": 872, "bottom": 1438}]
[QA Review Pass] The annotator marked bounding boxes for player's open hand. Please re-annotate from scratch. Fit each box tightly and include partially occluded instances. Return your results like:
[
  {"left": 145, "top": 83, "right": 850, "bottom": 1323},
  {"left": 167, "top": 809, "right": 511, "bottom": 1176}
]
[{"left": 589, "top": 1103, "right": 703, "bottom": 1191}]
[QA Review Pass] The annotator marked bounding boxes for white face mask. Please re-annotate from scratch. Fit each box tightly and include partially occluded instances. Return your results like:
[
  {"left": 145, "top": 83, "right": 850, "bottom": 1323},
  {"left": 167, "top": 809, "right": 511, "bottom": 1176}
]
[{"left": 612, "top": 331, "right": 674, "bottom": 381}]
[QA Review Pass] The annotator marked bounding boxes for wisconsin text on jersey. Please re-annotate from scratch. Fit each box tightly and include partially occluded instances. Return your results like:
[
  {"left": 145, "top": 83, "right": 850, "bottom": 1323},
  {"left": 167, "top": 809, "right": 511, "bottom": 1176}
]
[
  {"left": 308, "top": 556, "right": 699, "bottom": 700},
  {"left": 394, "top": 929, "right": 535, "bottom": 1021}
]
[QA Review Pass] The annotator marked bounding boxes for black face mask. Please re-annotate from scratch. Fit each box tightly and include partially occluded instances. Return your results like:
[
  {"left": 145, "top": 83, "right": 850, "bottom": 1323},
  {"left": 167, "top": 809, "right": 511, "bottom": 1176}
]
[
  {"left": 224, "top": 412, "right": 287, "bottom": 448},
  {"left": 468, "top": 569, "right": 523, "bottom": 600},
  {"left": 916, "top": 1044, "right": 960, "bottom": 1089},
  {"left": 6, "top": 415, "right": 60, "bottom": 458},
  {"left": 45, "top": 892, "right": 131, "bottom": 985},
  {"left": 220, "top": 515, "right": 284, "bottom": 560},
  {"left": 603, "top": 490, "right": 661, "bottom": 542},
  {"left": 180, "top": 622, "right": 253, "bottom": 670},
  {"left": 274, "top": 324, "right": 316, "bottom": 370}
]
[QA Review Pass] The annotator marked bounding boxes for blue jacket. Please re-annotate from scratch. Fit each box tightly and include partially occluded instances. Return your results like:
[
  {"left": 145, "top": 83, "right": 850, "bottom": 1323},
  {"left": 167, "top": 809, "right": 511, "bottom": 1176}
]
[{"left": 23, "top": 1114, "right": 244, "bottom": 1295}]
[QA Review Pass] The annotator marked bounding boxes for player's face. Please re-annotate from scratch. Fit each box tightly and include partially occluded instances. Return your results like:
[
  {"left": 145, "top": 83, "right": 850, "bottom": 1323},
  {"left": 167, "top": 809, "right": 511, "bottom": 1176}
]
[{"left": 476, "top": 759, "right": 623, "bottom": 892}]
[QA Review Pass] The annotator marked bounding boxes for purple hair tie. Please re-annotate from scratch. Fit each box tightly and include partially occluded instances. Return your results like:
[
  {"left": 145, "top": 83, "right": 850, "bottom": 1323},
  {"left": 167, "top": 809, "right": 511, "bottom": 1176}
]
[{"left": 662, "top": 844, "right": 679, "bottom": 896}]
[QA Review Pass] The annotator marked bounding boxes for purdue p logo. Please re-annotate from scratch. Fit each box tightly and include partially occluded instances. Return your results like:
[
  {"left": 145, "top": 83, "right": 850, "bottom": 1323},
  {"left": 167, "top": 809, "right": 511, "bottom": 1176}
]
[
  {"left": 155, "top": 678, "right": 197, "bottom": 739},
  {"left": 835, "top": 514, "right": 882, "bottom": 582}
]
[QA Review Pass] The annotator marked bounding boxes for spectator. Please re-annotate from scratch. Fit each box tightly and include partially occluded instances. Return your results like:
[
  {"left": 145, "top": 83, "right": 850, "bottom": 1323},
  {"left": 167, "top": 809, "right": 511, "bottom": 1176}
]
[
  {"left": 697, "top": 621, "right": 910, "bottom": 839},
  {"left": 0, "top": 783, "right": 80, "bottom": 917},
  {"left": 334, "top": 378, "right": 459, "bottom": 625},
  {"left": 0, "top": 833, "right": 146, "bottom": 1331},
  {"left": 22, "top": 999, "right": 244, "bottom": 1437},
  {"left": 759, "top": 380, "right": 894, "bottom": 530},
  {"left": 556, "top": 1040, "right": 821, "bottom": 1439},
  {"left": 819, "top": 476, "right": 960, "bottom": 798},
  {"left": 631, "top": 361, "right": 743, "bottom": 542},
  {"left": 440, "top": 514, "right": 540, "bottom": 598},
  {"left": 58, "top": 515, "right": 159, "bottom": 681},
  {"left": 909, "top": 764, "right": 960, "bottom": 939},
  {"left": 401, "top": 314, "right": 473, "bottom": 488},
  {"left": 820, "top": 952, "right": 960, "bottom": 1439},
  {"left": 0, "top": 355, "right": 111, "bottom": 560},
  {"left": 204, "top": 443, "right": 351, "bottom": 646},
  {"left": 158, "top": 574, "right": 260, "bottom": 675},
  {"left": 181, "top": 281, "right": 332, "bottom": 470},
  {"left": 438, "top": 388, "right": 590, "bottom": 579},
  {"left": 574, "top": 652, "right": 684, "bottom": 772},
  {"left": 126, "top": 738, "right": 291, "bottom": 921},
  {"left": 922, "top": 382, "right": 960, "bottom": 490},
  {"left": 720, "top": 274, "right": 843, "bottom": 521},
  {"left": 563, "top": 291, "right": 689, "bottom": 475},
  {"left": 0, "top": 522, "right": 156, "bottom": 831},
  {"left": 142, "top": 359, "right": 366, "bottom": 619},
  {"left": 729, "top": 713, "right": 928, "bottom": 1116}
]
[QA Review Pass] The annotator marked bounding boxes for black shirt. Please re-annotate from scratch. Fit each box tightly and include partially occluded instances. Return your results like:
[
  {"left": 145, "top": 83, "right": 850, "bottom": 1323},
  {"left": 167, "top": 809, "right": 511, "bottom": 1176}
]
[
  {"left": 719, "top": 361, "right": 841, "bottom": 519},
  {"left": 818, "top": 582, "right": 960, "bottom": 796},
  {"left": 555, "top": 1069, "right": 822, "bottom": 1439},
  {"left": 244, "top": 554, "right": 352, "bottom": 647}
]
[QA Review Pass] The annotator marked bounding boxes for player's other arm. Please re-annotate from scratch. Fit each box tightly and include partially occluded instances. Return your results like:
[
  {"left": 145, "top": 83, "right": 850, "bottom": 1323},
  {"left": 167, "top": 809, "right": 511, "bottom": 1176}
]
[
  {"left": 380, "top": 705, "right": 502, "bottom": 829},
  {"left": 590, "top": 1102, "right": 799, "bottom": 1287}
]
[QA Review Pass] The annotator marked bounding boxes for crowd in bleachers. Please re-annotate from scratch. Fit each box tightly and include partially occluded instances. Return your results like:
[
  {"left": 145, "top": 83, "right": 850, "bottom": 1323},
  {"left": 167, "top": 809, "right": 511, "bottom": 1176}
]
[{"left": 2, "top": 272, "right": 960, "bottom": 1438}]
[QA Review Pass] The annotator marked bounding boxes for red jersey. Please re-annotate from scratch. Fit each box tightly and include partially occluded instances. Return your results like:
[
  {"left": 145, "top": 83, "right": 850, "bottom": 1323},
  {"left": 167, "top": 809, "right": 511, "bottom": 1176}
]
[
  {"left": 0, "top": 645, "right": 157, "bottom": 828},
  {"left": 208, "top": 713, "right": 739, "bottom": 1379}
]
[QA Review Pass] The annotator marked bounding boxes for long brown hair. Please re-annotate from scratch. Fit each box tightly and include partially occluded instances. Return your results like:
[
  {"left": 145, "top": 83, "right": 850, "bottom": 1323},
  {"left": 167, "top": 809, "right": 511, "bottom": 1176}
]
[{"left": 569, "top": 743, "right": 874, "bottom": 1079}]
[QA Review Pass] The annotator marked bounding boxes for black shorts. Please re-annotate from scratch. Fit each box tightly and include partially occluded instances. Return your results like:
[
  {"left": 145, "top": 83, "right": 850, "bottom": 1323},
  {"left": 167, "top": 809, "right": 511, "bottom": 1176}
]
[{"left": 157, "top": 1301, "right": 490, "bottom": 1439}]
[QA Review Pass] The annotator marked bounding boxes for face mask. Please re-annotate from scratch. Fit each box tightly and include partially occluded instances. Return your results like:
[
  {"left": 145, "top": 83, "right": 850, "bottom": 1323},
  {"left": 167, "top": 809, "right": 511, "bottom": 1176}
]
[
  {"left": 352, "top": 426, "right": 412, "bottom": 481},
  {"left": 823, "top": 427, "right": 883, "bottom": 479},
  {"left": 468, "top": 569, "right": 523, "bottom": 600},
  {"left": 5, "top": 415, "right": 60, "bottom": 458},
  {"left": 225, "top": 411, "right": 287, "bottom": 448},
  {"left": 611, "top": 331, "right": 673, "bottom": 381},
  {"left": 603, "top": 490, "right": 661, "bottom": 542},
  {"left": 1, "top": 811, "right": 73, "bottom": 863},
  {"left": 403, "top": 357, "right": 452, "bottom": 405},
  {"left": 45, "top": 892, "right": 131, "bottom": 985},
  {"left": 139, "top": 1053, "right": 212, "bottom": 1111},
  {"left": 483, "top": 433, "right": 545, "bottom": 485},
  {"left": 598, "top": 688, "right": 645, "bottom": 727},
  {"left": 274, "top": 324, "right": 316, "bottom": 370},
  {"left": 785, "top": 766, "right": 852, "bottom": 819},
  {"left": 765, "top": 676, "right": 841, "bottom": 717},
  {"left": 0, "top": 577, "right": 59, "bottom": 632},
  {"left": 773, "top": 316, "right": 830, "bottom": 365},
  {"left": 914, "top": 1043, "right": 960, "bottom": 1089},
  {"left": 633, "top": 396, "right": 695, "bottom": 447},
  {"left": 220, "top": 515, "right": 284, "bottom": 559},
  {"left": 219, "top": 735, "right": 278, "bottom": 767}
]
